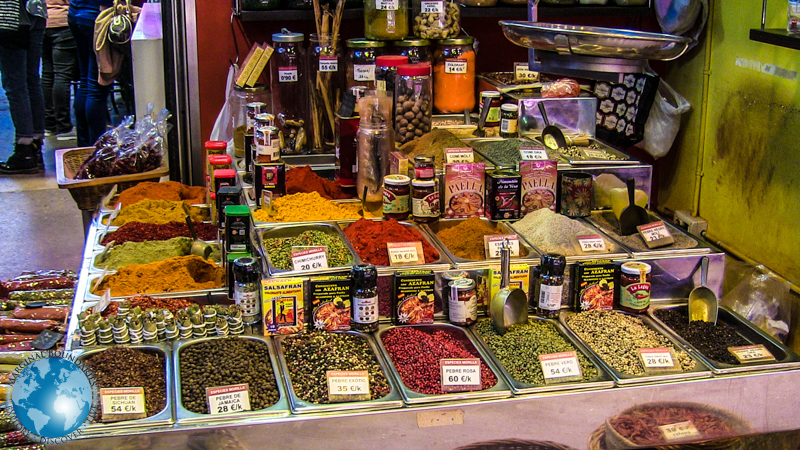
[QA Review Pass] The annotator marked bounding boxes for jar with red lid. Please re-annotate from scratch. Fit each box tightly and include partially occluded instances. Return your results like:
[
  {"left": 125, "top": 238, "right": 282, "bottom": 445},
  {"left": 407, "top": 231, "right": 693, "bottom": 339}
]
[
  {"left": 375, "top": 55, "right": 408, "bottom": 94},
  {"left": 619, "top": 262, "right": 651, "bottom": 313},
  {"left": 394, "top": 63, "right": 432, "bottom": 145},
  {"left": 383, "top": 174, "right": 411, "bottom": 220}
]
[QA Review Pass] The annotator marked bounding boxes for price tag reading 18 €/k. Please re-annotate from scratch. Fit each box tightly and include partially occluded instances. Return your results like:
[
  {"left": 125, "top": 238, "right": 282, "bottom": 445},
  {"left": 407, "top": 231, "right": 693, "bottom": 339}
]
[
  {"left": 291, "top": 246, "right": 328, "bottom": 271},
  {"left": 638, "top": 348, "right": 681, "bottom": 374},
  {"left": 100, "top": 387, "right": 146, "bottom": 422},
  {"left": 206, "top": 384, "right": 251, "bottom": 415},
  {"left": 440, "top": 358, "right": 482, "bottom": 392},
  {"left": 327, "top": 370, "right": 371, "bottom": 402},
  {"left": 539, "top": 351, "right": 583, "bottom": 384},
  {"left": 519, "top": 146, "right": 550, "bottom": 161},
  {"left": 387, "top": 241, "right": 425, "bottom": 266}
]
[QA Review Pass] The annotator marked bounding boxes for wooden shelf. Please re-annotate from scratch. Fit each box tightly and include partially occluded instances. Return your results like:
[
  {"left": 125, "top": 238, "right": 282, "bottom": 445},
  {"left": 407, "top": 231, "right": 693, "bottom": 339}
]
[{"left": 750, "top": 28, "right": 800, "bottom": 50}]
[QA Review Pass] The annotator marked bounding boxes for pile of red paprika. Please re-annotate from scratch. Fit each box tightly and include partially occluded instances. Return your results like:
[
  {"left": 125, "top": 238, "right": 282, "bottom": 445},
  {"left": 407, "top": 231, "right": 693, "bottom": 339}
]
[{"left": 343, "top": 218, "right": 440, "bottom": 266}]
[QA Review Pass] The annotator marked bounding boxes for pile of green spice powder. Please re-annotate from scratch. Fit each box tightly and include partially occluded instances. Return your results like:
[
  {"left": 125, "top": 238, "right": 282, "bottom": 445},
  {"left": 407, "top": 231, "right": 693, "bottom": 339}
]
[
  {"left": 264, "top": 230, "right": 352, "bottom": 270},
  {"left": 281, "top": 331, "right": 391, "bottom": 404},
  {"left": 473, "top": 318, "right": 597, "bottom": 385}
]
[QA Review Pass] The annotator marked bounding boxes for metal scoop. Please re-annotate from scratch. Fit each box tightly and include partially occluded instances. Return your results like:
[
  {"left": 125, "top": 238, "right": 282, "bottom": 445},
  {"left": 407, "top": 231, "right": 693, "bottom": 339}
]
[
  {"left": 490, "top": 240, "right": 528, "bottom": 335},
  {"left": 688, "top": 256, "right": 719, "bottom": 324},
  {"left": 537, "top": 101, "right": 567, "bottom": 150},
  {"left": 184, "top": 214, "right": 212, "bottom": 259}
]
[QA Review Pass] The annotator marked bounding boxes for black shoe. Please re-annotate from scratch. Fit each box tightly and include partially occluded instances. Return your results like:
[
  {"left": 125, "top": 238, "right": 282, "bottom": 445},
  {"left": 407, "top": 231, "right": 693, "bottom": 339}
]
[
  {"left": 34, "top": 139, "right": 44, "bottom": 168},
  {"left": 0, "top": 143, "right": 41, "bottom": 174}
]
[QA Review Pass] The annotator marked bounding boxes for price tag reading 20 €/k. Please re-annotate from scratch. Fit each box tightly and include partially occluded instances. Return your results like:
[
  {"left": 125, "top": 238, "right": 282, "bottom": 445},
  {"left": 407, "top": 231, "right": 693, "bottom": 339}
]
[
  {"left": 206, "top": 384, "right": 251, "bottom": 415},
  {"left": 440, "top": 358, "right": 482, "bottom": 392},
  {"left": 327, "top": 370, "right": 371, "bottom": 402},
  {"left": 387, "top": 242, "right": 425, "bottom": 266},
  {"left": 291, "top": 246, "right": 329, "bottom": 271}
]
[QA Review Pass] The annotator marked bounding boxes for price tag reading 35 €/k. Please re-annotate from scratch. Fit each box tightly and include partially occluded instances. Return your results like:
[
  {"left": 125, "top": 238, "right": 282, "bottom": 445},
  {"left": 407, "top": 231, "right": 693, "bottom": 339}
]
[
  {"left": 539, "top": 351, "right": 583, "bottom": 384},
  {"left": 387, "top": 242, "right": 425, "bottom": 266},
  {"left": 206, "top": 384, "right": 251, "bottom": 415},
  {"left": 327, "top": 370, "right": 371, "bottom": 402},
  {"left": 100, "top": 387, "right": 146, "bottom": 421},
  {"left": 440, "top": 358, "right": 481, "bottom": 392}
]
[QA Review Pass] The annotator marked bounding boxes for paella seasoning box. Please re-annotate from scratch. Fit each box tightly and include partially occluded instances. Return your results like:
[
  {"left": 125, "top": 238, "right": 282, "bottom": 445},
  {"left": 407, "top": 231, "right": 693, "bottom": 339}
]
[
  {"left": 444, "top": 163, "right": 485, "bottom": 219},
  {"left": 392, "top": 270, "right": 435, "bottom": 325},
  {"left": 262, "top": 277, "right": 305, "bottom": 335},
  {"left": 572, "top": 260, "right": 616, "bottom": 312},
  {"left": 519, "top": 160, "right": 557, "bottom": 215},
  {"left": 309, "top": 276, "right": 352, "bottom": 332},
  {"left": 477, "top": 264, "right": 530, "bottom": 314}
]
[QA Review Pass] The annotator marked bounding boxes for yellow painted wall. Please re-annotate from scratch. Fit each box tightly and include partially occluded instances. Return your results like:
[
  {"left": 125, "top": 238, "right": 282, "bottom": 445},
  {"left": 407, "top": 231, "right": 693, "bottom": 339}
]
[{"left": 662, "top": 0, "right": 800, "bottom": 286}]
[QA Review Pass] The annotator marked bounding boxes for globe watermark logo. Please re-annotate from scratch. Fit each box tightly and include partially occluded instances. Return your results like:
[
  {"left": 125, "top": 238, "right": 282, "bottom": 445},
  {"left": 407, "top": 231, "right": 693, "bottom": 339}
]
[{"left": 7, "top": 351, "right": 98, "bottom": 443}]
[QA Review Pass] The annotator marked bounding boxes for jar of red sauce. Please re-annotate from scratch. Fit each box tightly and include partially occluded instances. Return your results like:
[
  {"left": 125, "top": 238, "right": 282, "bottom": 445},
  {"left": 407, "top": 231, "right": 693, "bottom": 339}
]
[
  {"left": 383, "top": 174, "right": 411, "bottom": 220},
  {"left": 619, "top": 262, "right": 651, "bottom": 314}
]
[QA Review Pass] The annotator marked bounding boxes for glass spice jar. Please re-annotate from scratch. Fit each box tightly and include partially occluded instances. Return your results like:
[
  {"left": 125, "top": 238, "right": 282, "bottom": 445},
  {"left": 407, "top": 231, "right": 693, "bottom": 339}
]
[
  {"left": 448, "top": 277, "right": 477, "bottom": 326},
  {"left": 233, "top": 257, "right": 262, "bottom": 325},
  {"left": 364, "top": 0, "right": 409, "bottom": 41},
  {"left": 480, "top": 91, "right": 502, "bottom": 126},
  {"left": 411, "top": 178, "right": 440, "bottom": 223},
  {"left": 433, "top": 36, "right": 476, "bottom": 113},
  {"left": 375, "top": 55, "right": 408, "bottom": 93},
  {"left": 232, "top": 85, "right": 270, "bottom": 158},
  {"left": 308, "top": 33, "right": 343, "bottom": 154},
  {"left": 272, "top": 29, "right": 308, "bottom": 155},
  {"left": 391, "top": 38, "right": 432, "bottom": 64},
  {"left": 254, "top": 114, "right": 280, "bottom": 163},
  {"left": 394, "top": 63, "right": 432, "bottom": 146},
  {"left": 412, "top": 0, "right": 460, "bottom": 40},
  {"left": 345, "top": 39, "right": 387, "bottom": 90},
  {"left": 413, "top": 155, "right": 435, "bottom": 180},
  {"left": 383, "top": 174, "right": 411, "bottom": 220},
  {"left": 536, "top": 253, "right": 566, "bottom": 318},
  {"left": 500, "top": 103, "right": 519, "bottom": 138},
  {"left": 619, "top": 262, "right": 651, "bottom": 314}
]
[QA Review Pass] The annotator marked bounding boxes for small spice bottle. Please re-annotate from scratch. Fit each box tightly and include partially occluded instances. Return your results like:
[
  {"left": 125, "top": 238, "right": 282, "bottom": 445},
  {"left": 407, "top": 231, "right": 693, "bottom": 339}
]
[
  {"left": 411, "top": 178, "right": 440, "bottom": 223},
  {"left": 413, "top": 155, "right": 435, "bottom": 180},
  {"left": 448, "top": 278, "right": 477, "bottom": 326},
  {"left": 619, "top": 262, "right": 652, "bottom": 314},
  {"left": 500, "top": 103, "right": 519, "bottom": 138},
  {"left": 383, "top": 174, "right": 411, "bottom": 220},
  {"left": 479, "top": 91, "right": 502, "bottom": 126},
  {"left": 233, "top": 257, "right": 262, "bottom": 325},
  {"left": 536, "top": 253, "right": 566, "bottom": 318},
  {"left": 351, "top": 264, "right": 379, "bottom": 333},
  {"left": 254, "top": 114, "right": 279, "bottom": 163}
]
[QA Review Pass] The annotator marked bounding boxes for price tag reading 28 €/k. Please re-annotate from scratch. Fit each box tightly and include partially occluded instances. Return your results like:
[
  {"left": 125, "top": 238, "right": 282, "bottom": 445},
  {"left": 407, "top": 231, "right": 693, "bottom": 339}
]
[
  {"left": 539, "top": 351, "right": 583, "bottom": 384},
  {"left": 638, "top": 348, "right": 681, "bottom": 374},
  {"left": 387, "top": 242, "right": 425, "bottom": 266},
  {"left": 100, "top": 387, "right": 146, "bottom": 422},
  {"left": 440, "top": 358, "right": 482, "bottom": 392},
  {"left": 206, "top": 384, "right": 251, "bottom": 415},
  {"left": 327, "top": 370, "right": 371, "bottom": 402}
]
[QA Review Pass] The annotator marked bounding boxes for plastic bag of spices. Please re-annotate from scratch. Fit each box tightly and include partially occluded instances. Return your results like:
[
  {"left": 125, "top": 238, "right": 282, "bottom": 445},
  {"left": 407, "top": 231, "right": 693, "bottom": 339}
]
[{"left": 722, "top": 261, "right": 792, "bottom": 343}]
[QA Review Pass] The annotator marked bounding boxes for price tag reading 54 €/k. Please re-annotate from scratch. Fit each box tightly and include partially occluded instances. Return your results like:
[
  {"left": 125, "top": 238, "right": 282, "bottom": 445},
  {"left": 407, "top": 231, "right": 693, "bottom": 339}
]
[
  {"left": 440, "top": 358, "right": 482, "bottom": 392},
  {"left": 539, "top": 351, "right": 583, "bottom": 384},
  {"left": 100, "top": 387, "right": 147, "bottom": 422}
]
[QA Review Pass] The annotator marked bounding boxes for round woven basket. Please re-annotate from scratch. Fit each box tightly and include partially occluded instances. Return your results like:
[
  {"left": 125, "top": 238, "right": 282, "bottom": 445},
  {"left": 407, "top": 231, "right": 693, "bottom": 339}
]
[{"left": 454, "top": 439, "right": 578, "bottom": 450}]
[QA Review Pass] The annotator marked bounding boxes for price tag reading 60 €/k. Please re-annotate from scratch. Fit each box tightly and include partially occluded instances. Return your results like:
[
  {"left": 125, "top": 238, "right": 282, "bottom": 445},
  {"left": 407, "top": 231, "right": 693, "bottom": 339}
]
[{"left": 440, "top": 358, "right": 482, "bottom": 392}]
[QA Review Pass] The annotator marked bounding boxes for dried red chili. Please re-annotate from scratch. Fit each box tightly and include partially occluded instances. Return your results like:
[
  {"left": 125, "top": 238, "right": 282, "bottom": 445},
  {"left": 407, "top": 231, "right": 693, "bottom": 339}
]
[
  {"left": 102, "top": 221, "right": 218, "bottom": 246},
  {"left": 343, "top": 218, "right": 439, "bottom": 266},
  {"left": 610, "top": 404, "right": 735, "bottom": 445}
]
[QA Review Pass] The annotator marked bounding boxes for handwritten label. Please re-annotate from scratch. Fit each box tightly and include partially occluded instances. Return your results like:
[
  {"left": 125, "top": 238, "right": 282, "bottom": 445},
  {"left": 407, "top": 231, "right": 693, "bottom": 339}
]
[
  {"left": 445, "top": 59, "right": 468, "bottom": 74},
  {"left": 327, "top": 370, "right": 371, "bottom": 402},
  {"left": 387, "top": 241, "right": 425, "bottom": 266},
  {"left": 519, "top": 146, "right": 549, "bottom": 161},
  {"left": 637, "top": 221, "right": 675, "bottom": 249},
  {"left": 354, "top": 64, "right": 375, "bottom": 81},
  {"left": 638, "top": 348, "right": 681, "bottom": 373},
  {"left": 440, "top": 358, "right": 481, "bottom": 392},
  {"left": 421, "top": 0, "right": 444, "bottom": 13},
  {"left": 291, "top": 246, "right": 329, "bottom": 271},
  {"left": 582, "top": 148, "right": 606, "bottom": 159},
  {"left": 660, "top": 421, "right": 701, "bottom": 442},
  {"left": 445, "top": 148, "right": 474, "bottom": 163},
  {"left": 278, "top": 67, "right": 298, "bottom": 83},
  {"left": 206, "top": 384, "right": 251, "bottom": 415},
  {"left": 539, "top": 351, "right": 582, "bottom": 384},
  {"left": 514, "top": 62, "right": 538, "bottom": 82},
  {"left": 576, "top": 234, "right": 607, "bottom": 253},
  {"left": 376, "top": 0, "right": 399, "bottom": 10},
  {"left": 319, "top": 57, "right": 338, "bottom": 72},
  {"left": 728, "top": 344, "right": 776, "bottom": 363},
  {"left": 100, "top": 387, "right": 146, "bottom": 421},
  {"left": 484, "top": 235, "right": 520, "bottom": 259}
]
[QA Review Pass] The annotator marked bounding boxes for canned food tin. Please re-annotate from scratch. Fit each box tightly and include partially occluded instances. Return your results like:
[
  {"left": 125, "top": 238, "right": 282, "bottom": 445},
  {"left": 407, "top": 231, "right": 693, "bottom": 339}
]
[
  {"left": 485, "top": 168, "right": 521, "bottom": 220},
  {"left": 448, "top": 278, "right": 477, "bottom": 326}
]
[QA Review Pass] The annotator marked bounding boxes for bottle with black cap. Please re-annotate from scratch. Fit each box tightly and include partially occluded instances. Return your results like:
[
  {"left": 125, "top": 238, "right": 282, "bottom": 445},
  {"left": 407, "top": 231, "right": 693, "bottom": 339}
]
[
  {"left": 536, "top": 253, "right": 566, "bottom": 319},
  {"left": 233, "top": 257, "right": 262, "bottom": 325},
  {"left": 351, "top": 264, "right": 379, "bottom": 332}
]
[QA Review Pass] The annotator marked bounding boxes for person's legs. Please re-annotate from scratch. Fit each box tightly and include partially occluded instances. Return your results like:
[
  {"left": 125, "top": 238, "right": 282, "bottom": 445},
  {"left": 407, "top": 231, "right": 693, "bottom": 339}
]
[
  {"left": 70, "top": 21, "right": 109, "bottom": 147},
  {"left": 83, "top": 40, "right": 110, "bottom": 145},
  {"left": 69, "top": 19, "right": 91, "bottom": 147},
  {"left": 0, "top": 39, "right": 39, "bottom": 174},
  {"left": 50, "top": 26, "right": 76, "bottom": 134},
  {"left": 26, "top": 19, "right": 46, "bottom": 141},
  {"left": 42, "top": 28, "right": 57, "bottom": 133}
]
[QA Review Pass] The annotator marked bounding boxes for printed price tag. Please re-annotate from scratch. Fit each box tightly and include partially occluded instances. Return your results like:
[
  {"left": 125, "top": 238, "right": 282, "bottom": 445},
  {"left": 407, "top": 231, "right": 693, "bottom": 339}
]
[
  {"left": 638, "top": 348, "right": 681, "bottom": 373},
  {"left": 387, "top": 241, "right": 425, "bottom": 266},
  {"left": 319, "top": 57, "right": 338, "bottom": 72},
  {"left": 728, "top": 344, "right": 776, "bottom": 363},
  {"left": 327, "top": 370, "right": 371, "bottom": 402},
  {"left": 484, "top": 235, "right": 520, "bottom": 259},
  {"left": 582, "top": 148, "right": 606, "bottom": 159},
  {"left": 637, "top": 221, "right": 675, "bottom": 249},
  {"left": 100, "top": 387, "right": 146, "bottom": 421},
  {"left": 514, "top": 62, "right": 538, "bottom": 82},
  {"left": 278, "top": 67, "right": 298, "bottom": 83},
  {"left": 376, "top": 0, "right": 399, "bottom": 10},
  {"left": 291, "top": 246, "right": 329, "bottom": 271},
  {"left": 354, "top": 64, "right": 375, "bottom": 81},
  {"left": 206, "top": 384, "right": 251, "bottom": 415},
  {"left": 445, "top": 148, "right": 474, "bottom": 163},
  {"left": 261, "top": 190, "right": 273, "bottom": 211},
  {"left": 576, "top": 235, "right": 607, "bottom": 253},
  {"left": 539, "top": 351, "right": 583, "bottom": 384},
  {"left": 440, "top": 358, "right": 481, "bottom": 392},
  {"left": 445, "top": 59, "right": 468, "bottom": 74},
  {"left": 421, "top": 0, "right": 444, "bottom": 13},
  {"left": 659, "top": 421, "right": 701, "bottom": 442},
  {"left": 519, "top": 146, "right": 549, "bottom": 161}
]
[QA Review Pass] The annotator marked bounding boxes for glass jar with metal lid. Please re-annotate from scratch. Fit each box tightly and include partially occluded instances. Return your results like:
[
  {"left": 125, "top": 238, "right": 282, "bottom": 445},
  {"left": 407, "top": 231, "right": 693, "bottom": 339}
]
[
  {"left": 499, "top": 103, "right": 519, "bottom": 138},
  {"left": 233, "top": 257, "right": 262, "bottom": 325},
  {"left": 413, "top": 155, "right": 435, "bottom": 180},
  {"left": 364, "top": 0, "right": 409, "bottom": 41},
  {"left": 448, "top": 277, "right": 477, "bottom": 326},
  {"left": 254, "top": 114, "right": 280, "bottom": 163},
  {"left": 232, "top": 84, "right": 270, "bottom": 158},
  {"left": 479, "top": 91, "right": 501, "bottom": 126},
  {"left": 412, "top": 0, "right": 460, "bottom": 40},
  {"left": 392, "top": 38, "right": 432, "bottom": 64},
  {"left": 345, "top": 39, "right": 387, "bottom": 90},
  {"left": 383, "top": 174, "right": 411, "bottom": 220},
  {"left": 308, "top": 33, "right": 343, "bottom": 154},
  {"left": 433, "top": 36, "right": 476, "bottom": 113},
  {"left": 619, "top": 262, "right": 651, "bottom": 314},
  {"left": 412, "top": 178, "right": 440, "bottom": 223},
  {"left": 272, "top": 29, "right": 308, "bottom": 154}
]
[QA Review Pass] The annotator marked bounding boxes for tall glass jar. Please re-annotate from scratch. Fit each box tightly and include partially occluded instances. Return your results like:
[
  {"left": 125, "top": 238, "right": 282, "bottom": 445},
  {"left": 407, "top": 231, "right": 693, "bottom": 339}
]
[
  {"left": 232, "top": 84, "right": 270, "bottom": 158},
  {"left": 357, "top": 91, "right": 394, "bottom": 205},
  {"left": 394, "top": 63, "right": 432, "bottom": 145},
  {"left": 412, "top": 0, "right": 460, "bottom": 39},
  {"left": 345, "top": 39, "right": 387, "bottom": 90},
  {"left": 433, "top": 36, "right": 476, "bottom": 113},
  {"left": 391, "top": 38, "right": 432, "bottom": 64},
  {"left": 365, "top": 0, "right": 409, "bottom": 40},
  {"left": 375, "top": 55, "right": 408, "bottom": 94},
  {"left": 271, "top": 29, "right": 308, "bottom": 155},
  {"left": 308, "top": 33, "right": 343, "bottom": 154}
]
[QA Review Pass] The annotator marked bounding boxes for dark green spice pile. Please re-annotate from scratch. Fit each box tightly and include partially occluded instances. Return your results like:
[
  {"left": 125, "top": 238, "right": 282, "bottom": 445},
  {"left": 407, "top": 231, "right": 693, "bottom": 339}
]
[
  {"left": 654, "top": 309, "right": 750, "bottom": 365},
  {"left": 473, "top": 318, "right": 597, "bottom": 385},
  {"left": 264, "top": 230, "right": 352, "bottom": 270},
  {"left": 281, "top": 331, "right": 391, "bottom": 404},
  {"left": 82, "top": 346, "right": 167, "bottom": 418},
  {"left": 481, "top": 139, "right": 555, "bottom": 168},
  {"left": 179, "top": 337, "right": 280, "bottom": 414}
]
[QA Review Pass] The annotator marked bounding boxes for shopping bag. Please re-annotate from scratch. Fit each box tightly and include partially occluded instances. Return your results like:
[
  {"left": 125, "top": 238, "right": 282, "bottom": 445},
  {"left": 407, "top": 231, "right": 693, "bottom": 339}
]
[
  {"left": 635, "top": 79, "right": 690, "bottom": 159},
  {"left": 210, "top": 63, "right": 238, "bottom": 144}
]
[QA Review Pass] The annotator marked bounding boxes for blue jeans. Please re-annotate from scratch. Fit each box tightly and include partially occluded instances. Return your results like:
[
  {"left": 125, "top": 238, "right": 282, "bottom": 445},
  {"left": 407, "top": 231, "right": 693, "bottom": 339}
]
[
  {"left": 42, "top": 26, "right": 78, "bottom": 133},
  {"left": 0, "top": 17, "right": 46, "bottom": 141},
  {"left": 69, "top": 18, "right": 110, "bottom": 147}
]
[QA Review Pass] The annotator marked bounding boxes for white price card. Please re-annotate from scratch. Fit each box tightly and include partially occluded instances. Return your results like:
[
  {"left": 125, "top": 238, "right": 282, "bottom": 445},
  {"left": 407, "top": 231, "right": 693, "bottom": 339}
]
[
  {"left": 484, "top": 235, "right": 520, "bottom": 259},
  {"left": 514, "top": 62, "right": 539, "bottom": 82},
  {"left": 421, "top": 0, "right": 444, "bottom": 13},
  {"left": 444, "top": 59, "right": 468, "bottom": 74},
  {"left": 319, "top": 57, "right": 338, "bottom": 72},
  {"left": 728, "top": 344, "right": 776, "bottom": 363},
  {"left": 582, "top": 148, "right": 606, "bottom": 159},
  {"left": 576, "top": 234, "right": 607, "bottom": 253},
  {"left": 387, "top": 241, "right": 425, "bottom": 266},
  {"left": 638, "top": 348, "right": 681, "bottom": 373},
  {"left": 539, "top": 351, "right": 583, "bottom": 384},
  {"left": 278, "top": 67, "right": 298, "bottom": 83},
  {"left": 327, "top": 370, "right": 371, "bottom": 402},
  {"left": 519, "top": 146, "right": 549, "bottom": 161},
  {"left": 207, "top": 384, "right": 251, "bottom": 415},
  {"left": 445, "top": 148, "right": 475, "bottom": 163},
  {"left": 440, "top": 358, "right": 482, "bottom": 392},
  {"left": 354, "top": 64, "right": 376, "bottom": 81},
  {"left": 291, "top": 246, "right": 329, "bottom": 271},
  {"left": 637, "top": 221, "right": 675, "bottom": 249},
  {"left": 659, "top": 421, "right": 701, "bottom": 442},
  {"left": 100, "top": 387, "right": 146, "bottom": 421},
  {"left": 376, "top": 0, "right": 399, "bottom": 9}
]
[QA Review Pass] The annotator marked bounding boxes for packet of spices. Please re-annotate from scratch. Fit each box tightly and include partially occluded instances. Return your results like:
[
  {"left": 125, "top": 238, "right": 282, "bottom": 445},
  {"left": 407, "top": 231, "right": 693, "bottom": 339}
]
[
  {"left": 262, "top": 277, "right": 305, "bottom": 335},
  {"left": 444, "top": 163, "right": 485, "bottom": 219},
  {"left": 390, "top": 151, "right": 409, "bottom": 176},
  {"left": 519, "top": 160, "right": 557, "bottom": 215},
  {"left": 392, "top": 270, "right": 435, "bottom": 325},
  {"left": 572, "top": 260, "right": 616, "bottom": 312},
  {"left": 309, "top": 276, "right": 352, "bottom": 332},
  {"left": 477, "top": 264, "right": 530, "bottom": 314},
  {"left": 255, "top": 161, "right": 286, "bottom": 207}
]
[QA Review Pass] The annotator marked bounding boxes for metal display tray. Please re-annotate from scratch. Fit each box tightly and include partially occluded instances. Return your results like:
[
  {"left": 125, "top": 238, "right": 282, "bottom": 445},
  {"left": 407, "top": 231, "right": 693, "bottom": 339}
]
[
  {"left": 374, "top": 323, "right": 512, "bottom": 405},
  {"left": 257, "top": 222, "right": 361, "bottom": 277},
  {"left": 508, "top": 220, "right": 630, "bottom": 262},
  {"left": 468, "top": 317, "right": 615, "bottom": 395},
  {"left": 252, "top": 200, "right": 381, "bottom": 228},
  {"left": 529, "top": 136, "right": 638, "bottom": 166},
  {"left": 586, "top": 211, "right": 714, "bottom": 258},
  {"left": 422, "top": 218, "right": 540, "bottom": 270},
  {"left": 87, "top": 242, "right": 222, "bottom": 273},
  {"left": 82, "top": 272, "right": 227, "bottom": 303},
  {"left": 273, "top": 331, "right": 405, "bottom": 414},
  {"left": 464, "top": 137, "right": 569, "bottom": 169},
  {"left": 74, "top": 343, "right": 175, "bottom": 434},
  {"left": 172, "top": 335, "right": 290, "bottom": 424},
  {"left": 95, "top": 205, "right": 212, "bottom": 228},
  {"left": 649, "top": 302, "right": 800, "bottom": 375},
  {"left": 559, "top": 310, "right": 713, "bottom": 386}
]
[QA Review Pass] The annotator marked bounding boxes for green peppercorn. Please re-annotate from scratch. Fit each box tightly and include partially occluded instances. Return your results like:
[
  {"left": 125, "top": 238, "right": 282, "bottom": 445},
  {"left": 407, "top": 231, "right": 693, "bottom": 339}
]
[{"left": 265, "top": 230, "right": 352, "bottom": 270}]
